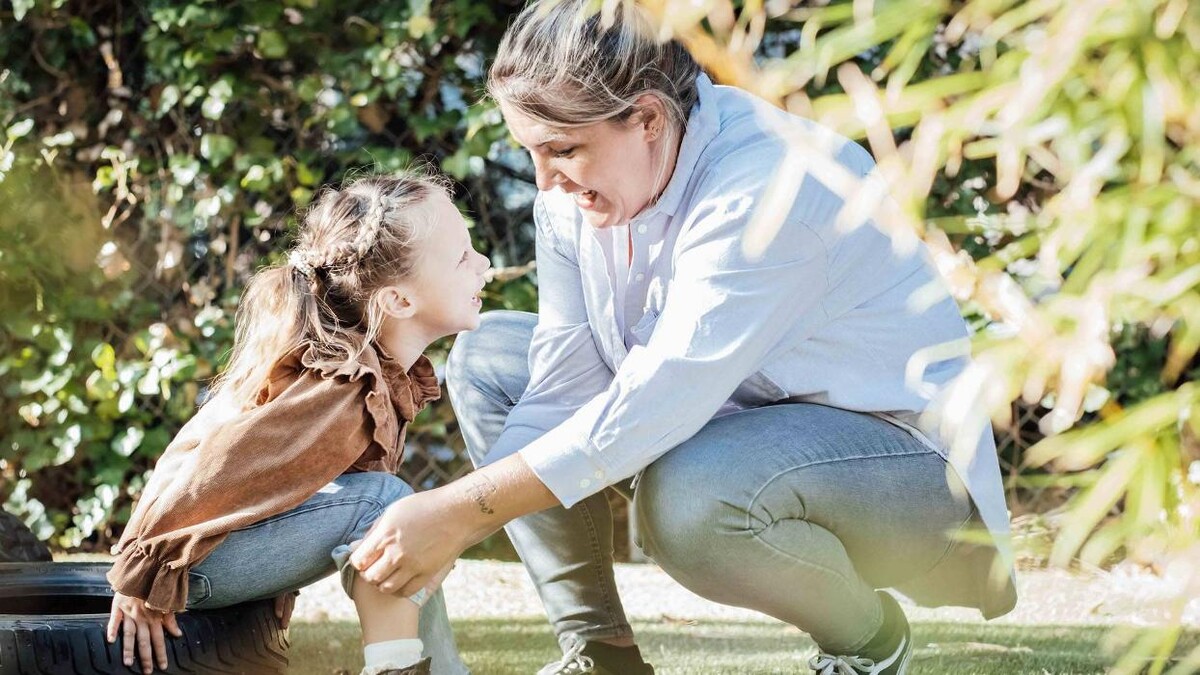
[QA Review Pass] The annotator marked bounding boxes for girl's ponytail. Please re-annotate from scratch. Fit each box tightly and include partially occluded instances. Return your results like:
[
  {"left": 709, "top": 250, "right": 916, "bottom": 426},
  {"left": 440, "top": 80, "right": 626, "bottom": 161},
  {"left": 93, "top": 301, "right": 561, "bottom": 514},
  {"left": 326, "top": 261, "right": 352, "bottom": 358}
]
[{"left": 209, "top": 265, "right": 310, "bottom": 408}]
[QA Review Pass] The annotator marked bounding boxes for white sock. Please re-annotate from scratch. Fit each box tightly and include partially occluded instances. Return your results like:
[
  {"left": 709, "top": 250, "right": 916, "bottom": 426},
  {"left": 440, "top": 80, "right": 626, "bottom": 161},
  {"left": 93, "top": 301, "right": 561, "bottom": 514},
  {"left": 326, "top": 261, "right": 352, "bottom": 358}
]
[{"left": 361, "top": 638, "right": 424, "bottom": 674}]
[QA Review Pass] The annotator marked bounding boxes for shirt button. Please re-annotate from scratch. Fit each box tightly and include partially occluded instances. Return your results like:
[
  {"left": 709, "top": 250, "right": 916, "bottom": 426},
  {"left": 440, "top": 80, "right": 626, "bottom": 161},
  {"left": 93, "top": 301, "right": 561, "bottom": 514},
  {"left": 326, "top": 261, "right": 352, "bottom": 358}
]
[
  {"left": 579, "top": 479, "right": 592, "bottom": 489},
  {"left": 636, "top": 224, "right": 648, "bottom": 235},
  {"left": 635, "top": 273, "right": 645, "bottom": 282},
  {"left": 594, "top": 470, "right": 605, "bottom": 479}
]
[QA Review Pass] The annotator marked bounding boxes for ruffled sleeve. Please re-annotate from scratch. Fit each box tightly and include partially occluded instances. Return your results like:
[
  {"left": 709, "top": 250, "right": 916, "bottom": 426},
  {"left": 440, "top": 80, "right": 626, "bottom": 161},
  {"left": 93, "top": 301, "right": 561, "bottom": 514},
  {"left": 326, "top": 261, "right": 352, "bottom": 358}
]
[{"left": 108, "top": 541, "right": 192, "bottom": 613}]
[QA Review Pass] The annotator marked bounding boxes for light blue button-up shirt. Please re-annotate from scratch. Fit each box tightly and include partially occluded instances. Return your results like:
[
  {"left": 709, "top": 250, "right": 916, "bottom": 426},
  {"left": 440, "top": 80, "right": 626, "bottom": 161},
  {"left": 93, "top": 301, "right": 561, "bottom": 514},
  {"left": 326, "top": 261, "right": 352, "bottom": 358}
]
[{"left": 485, "top": 73, "right": 1011, "bottom": 568}]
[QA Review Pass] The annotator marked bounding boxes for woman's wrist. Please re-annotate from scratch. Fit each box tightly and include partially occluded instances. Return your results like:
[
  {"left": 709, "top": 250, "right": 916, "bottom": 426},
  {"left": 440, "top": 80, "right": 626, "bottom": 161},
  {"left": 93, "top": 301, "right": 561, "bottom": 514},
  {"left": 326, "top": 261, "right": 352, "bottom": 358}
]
[
  {"left": 444, "top": 454, "right": 558, "bottom": 546},
  {"left": 445, "top": 470, "right": 509, "bottom": 545}
]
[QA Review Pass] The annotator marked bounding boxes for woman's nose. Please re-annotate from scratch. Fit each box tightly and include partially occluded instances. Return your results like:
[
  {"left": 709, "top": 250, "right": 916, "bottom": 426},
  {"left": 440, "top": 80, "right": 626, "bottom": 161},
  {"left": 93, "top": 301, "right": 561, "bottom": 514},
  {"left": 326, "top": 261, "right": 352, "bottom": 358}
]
[{"left": 532, "top": 156, "right": 562, "bottom": 192}]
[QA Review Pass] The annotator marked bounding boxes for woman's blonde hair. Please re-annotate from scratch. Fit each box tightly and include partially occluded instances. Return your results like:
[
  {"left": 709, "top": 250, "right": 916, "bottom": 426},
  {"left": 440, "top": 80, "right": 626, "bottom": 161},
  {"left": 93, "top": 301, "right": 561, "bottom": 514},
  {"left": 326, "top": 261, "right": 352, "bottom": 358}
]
[
  {"left": 488, "top": 0, "right": 701, "bottom": 139},
  {"left": 210, "top": 172, "right": 448, "bottom": 409}
]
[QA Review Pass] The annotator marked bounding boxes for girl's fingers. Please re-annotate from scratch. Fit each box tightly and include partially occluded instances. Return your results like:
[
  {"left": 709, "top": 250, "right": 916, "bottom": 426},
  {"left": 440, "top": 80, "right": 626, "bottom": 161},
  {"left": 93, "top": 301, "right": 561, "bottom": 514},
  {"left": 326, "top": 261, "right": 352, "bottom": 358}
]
[
  {"left": 357, "top": 551, "right": 385, "bottom": 584},
  {"left": 136, "top": 621, "right": 153, "bottom": 673},
  {"left": 348, "top": 539, "right": 379, "bottom": 572},
  {"left": 122, "top": 616, "right": 136, "bottom": 667},
  {"left": 151, "top": 622, "right": 168, "bottom": 671},
  {"left": 107, "top": 605, "right": 123, "bottom": 643},
  {"left": 164, "top": 612, "right": 183, "bottom": 638}
]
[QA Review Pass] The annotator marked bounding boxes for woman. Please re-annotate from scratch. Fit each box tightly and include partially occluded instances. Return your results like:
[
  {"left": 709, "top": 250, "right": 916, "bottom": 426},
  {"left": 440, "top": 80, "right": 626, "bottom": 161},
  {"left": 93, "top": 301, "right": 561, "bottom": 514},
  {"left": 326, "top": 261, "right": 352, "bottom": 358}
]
[{"left": 349, "top": 3, "right": 1017, "bottom": 674}]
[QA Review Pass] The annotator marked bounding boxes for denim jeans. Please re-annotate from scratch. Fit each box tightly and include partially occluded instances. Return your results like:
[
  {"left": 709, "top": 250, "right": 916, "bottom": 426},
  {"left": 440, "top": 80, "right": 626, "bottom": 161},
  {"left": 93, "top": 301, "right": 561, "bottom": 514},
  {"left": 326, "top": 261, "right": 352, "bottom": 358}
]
[
  {"left": 186, "top": 471, "right": 469, "bottom": 675},
  {"left": 446, "top": 311, "right": 978, "bottom": 654}
]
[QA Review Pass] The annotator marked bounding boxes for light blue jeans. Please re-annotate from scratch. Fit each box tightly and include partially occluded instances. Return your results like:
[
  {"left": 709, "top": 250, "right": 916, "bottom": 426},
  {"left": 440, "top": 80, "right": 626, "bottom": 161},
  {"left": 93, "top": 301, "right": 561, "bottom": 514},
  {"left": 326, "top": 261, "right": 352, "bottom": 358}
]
[
  {"left": 185, "top": 471, "right": 469, "bottom": 675},
  {"left": 446, "top": 311, "right": 978, "bottom": 655}
]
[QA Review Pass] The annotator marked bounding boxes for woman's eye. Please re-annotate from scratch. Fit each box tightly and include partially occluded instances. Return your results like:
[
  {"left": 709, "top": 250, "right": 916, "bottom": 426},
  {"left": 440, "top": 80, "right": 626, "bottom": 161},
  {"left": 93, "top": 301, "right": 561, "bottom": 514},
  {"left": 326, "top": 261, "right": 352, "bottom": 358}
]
[{"left": 552, "top": 146, "right": 576, "bottom": 158}]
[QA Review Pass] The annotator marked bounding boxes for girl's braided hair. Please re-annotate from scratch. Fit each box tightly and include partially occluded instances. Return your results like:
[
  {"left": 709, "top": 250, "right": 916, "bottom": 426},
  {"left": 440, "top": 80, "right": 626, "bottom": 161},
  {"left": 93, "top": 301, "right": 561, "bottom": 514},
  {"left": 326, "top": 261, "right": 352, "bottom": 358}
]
[{"left": 210, "top": 171, "right": 449, "bottom": 409}]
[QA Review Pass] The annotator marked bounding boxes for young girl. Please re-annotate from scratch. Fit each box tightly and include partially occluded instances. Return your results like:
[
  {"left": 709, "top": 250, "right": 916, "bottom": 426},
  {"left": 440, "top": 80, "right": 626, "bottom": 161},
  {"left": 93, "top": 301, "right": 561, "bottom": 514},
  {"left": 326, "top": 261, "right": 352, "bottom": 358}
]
[{"left": 105, "top": 173, "right": 490, "bottom": 675}]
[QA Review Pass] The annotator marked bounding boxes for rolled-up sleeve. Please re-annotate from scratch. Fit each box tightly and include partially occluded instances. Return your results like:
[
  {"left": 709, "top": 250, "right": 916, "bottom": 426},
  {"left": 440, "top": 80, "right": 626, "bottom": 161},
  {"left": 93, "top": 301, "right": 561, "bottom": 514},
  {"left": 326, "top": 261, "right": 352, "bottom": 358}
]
[{"left": 519, "top": 175, "right": 831, "bottom": 507}]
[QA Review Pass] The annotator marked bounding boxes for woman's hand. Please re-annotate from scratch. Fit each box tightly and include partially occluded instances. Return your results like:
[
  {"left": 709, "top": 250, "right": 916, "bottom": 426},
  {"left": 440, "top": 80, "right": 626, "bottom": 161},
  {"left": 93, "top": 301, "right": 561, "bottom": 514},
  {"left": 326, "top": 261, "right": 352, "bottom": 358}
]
[
  {"left": 350, "top": 455, "right": 558, "bottom": 597},
  {"left": 350, "top": 488, "right": 471, "bottom": 597},
  {"left": 107, "top": 591, "right": 183, "bottom": 674}
]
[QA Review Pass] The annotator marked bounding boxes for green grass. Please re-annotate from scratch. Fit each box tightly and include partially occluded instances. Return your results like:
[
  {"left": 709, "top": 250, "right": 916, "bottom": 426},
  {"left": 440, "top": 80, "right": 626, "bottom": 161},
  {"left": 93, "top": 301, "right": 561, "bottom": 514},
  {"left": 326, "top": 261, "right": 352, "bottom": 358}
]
[{"left": 288, "top": 618, "right": 1200, "bottom": 674}]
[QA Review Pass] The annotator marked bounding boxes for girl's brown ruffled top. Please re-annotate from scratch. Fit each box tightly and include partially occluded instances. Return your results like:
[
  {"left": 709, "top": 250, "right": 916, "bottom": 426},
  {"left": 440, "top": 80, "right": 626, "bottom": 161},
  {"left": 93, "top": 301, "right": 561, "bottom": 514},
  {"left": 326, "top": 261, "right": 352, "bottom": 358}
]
[{"left": 106, "top": 342, "right": 441, "bottom": 612}]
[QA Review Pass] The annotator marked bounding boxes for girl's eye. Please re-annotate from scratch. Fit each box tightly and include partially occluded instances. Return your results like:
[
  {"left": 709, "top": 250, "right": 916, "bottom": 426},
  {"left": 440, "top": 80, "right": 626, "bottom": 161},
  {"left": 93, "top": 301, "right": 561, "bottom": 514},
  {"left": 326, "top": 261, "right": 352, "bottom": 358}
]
[{"left": 552, "top": 146, "right": 577, "bottom": 158}]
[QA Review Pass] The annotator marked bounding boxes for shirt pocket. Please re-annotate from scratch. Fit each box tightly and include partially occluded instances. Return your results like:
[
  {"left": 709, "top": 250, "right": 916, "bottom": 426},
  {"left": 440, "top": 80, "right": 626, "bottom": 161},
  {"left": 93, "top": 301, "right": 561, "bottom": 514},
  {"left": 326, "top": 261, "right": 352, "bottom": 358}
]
[
  {"left": 628, "top": 309, "right": 660, "bottom": 347},
  {"left": 728, "top": 370, "right": 789, "bottom": 408}
]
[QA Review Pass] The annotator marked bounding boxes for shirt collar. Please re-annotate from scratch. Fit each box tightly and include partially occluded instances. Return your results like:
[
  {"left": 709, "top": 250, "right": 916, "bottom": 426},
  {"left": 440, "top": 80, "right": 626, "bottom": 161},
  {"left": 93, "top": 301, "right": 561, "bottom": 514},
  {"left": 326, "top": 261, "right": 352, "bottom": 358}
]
[{"left": 637, "top": 72, "right": 720, "bottom": 221}]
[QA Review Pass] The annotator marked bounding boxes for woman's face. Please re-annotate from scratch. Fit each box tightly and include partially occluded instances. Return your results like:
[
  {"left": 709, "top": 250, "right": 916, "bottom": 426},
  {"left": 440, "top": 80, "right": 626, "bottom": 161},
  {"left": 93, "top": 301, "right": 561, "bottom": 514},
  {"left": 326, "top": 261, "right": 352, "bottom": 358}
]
[{"left": 501, "top": 100, "right": 672, "bottom": 229}]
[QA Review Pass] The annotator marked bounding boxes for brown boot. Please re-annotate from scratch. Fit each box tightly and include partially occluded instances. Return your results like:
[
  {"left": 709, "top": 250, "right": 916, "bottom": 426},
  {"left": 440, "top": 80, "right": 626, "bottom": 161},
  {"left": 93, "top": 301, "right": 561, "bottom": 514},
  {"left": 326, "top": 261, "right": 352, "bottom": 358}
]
[{"left": 374, "top": 658, "right": 432, "bottom": 675}]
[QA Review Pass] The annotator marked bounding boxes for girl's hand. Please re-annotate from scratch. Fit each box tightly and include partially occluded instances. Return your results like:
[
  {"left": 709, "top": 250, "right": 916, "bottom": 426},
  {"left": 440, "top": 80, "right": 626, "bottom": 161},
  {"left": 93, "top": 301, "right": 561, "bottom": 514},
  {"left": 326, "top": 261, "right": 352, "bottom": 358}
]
[
  {"left": 107, "top": 591, "right": 183, "bottom": 674},
  {"left": 274, "top": 590, "right": 299, "bottom": 628}
]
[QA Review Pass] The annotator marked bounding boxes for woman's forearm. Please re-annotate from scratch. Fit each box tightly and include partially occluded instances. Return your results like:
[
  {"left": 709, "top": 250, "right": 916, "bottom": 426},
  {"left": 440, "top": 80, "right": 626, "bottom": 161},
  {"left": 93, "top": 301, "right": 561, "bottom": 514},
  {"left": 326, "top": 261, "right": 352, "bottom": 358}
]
[{"left": 443, "top": 453, "right": 559, "bottom": 546}]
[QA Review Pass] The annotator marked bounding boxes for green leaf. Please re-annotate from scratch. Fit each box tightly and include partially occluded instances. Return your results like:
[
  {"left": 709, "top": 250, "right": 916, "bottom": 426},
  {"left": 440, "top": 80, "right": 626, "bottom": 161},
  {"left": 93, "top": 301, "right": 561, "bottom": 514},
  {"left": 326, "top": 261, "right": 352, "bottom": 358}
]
[
  {"left": 295, "top": 161, "right": 320, "bottom": 187},
  {"left": 257, "top": 30, "right": 288, "bottom": 59},
  {"left": 112, "top": 426, "right": 144, "bottom": 458},
  {"left": 12, "top": 0, "right": 35, "bottom": 21},
  {"left": 200, "top": 134, "right": 236, "bottom": 167}
]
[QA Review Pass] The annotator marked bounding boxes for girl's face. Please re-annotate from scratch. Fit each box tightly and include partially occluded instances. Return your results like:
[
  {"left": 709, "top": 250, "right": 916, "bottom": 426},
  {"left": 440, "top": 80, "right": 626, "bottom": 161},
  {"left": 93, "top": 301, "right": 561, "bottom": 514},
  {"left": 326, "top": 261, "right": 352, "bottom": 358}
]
[
  {"left": 391, "top": 192, "right": 491, "bottom": 340},
  {"left": 501, "top": 100, "right": 673, "bottom": 229}
]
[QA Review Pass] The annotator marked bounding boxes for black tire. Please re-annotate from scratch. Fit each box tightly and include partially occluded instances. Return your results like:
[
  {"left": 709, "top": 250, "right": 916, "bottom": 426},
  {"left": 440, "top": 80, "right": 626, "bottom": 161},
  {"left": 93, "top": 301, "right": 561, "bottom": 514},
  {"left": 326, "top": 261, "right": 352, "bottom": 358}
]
[
  {"left": 0, "top": 514, "right": 51, "bottom": 564},
  {"left": 0, "top": 562, "right": 290, "bottom": 675}
]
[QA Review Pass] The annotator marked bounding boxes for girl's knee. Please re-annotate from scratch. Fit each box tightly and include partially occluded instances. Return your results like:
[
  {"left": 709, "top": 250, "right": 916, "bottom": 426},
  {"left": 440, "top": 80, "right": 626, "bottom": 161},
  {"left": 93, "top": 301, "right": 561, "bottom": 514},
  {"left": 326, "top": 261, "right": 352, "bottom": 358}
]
[{"left": 373, "top": 472, "right": 415, "bottom": 505}]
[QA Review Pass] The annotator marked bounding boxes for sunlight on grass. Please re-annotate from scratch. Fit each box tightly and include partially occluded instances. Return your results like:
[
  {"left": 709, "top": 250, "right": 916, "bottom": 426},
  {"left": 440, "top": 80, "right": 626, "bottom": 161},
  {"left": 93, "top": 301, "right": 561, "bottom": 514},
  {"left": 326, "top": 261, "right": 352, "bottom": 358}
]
[{"left": 288, "top": 618, "right": 1200, "bottom": 674}]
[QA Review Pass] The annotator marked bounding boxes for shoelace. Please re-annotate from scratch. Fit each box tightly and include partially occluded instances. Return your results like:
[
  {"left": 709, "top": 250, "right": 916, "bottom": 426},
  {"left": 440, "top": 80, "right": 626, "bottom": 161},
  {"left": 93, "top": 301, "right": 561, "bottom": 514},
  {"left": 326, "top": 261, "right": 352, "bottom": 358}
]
[
  {"left": 536, "top": 641, "right": 596, "bottom": 675},
  {"left": 808, "top": 653, "right": 876, "bottom": 675}
]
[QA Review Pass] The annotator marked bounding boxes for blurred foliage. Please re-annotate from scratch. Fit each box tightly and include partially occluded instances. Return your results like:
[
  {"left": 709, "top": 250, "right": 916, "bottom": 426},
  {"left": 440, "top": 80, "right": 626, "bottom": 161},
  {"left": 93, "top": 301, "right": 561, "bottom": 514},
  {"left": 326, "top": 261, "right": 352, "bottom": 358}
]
[
  {"left": 643, "top": 0, "right": 1199, "bottom": 670},
  {"left": 0, "top": 0, "right": 539, "bottom": 550},
  {"left": 0, "top": 0, "right": 1195, "bottom": 632}
]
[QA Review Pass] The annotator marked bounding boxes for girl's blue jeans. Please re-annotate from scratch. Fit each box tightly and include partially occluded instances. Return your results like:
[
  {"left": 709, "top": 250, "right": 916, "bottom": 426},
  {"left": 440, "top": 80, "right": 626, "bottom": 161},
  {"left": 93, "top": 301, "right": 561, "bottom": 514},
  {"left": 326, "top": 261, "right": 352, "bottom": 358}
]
[{"left": 184, "top": 471, "right": 469, "bottom": 675}]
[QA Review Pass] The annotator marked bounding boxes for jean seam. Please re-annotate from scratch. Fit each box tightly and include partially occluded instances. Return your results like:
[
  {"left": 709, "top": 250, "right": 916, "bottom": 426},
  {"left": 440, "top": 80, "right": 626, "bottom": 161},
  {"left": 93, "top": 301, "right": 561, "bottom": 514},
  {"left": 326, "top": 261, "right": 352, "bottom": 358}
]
[
  {"left": 234, "top": 495, "right": 389, "bottom": 532},
  {"left": 742, "top": 450, "right": 935, "bottom": 652},
  {"left": 186, "top": 571, "right": 213, "bottom": 607},
  {"left": 461, "top": 371, "right": 520, "bottom": 410},
  {"left": 743, "top": 449, "right": 937, "bottom": 532},
  {"left": 920, "top": 499, "right": 977, "bottom": 577},
  {"left": 574, "top": 499, "right": 629, "bottom": 640}
]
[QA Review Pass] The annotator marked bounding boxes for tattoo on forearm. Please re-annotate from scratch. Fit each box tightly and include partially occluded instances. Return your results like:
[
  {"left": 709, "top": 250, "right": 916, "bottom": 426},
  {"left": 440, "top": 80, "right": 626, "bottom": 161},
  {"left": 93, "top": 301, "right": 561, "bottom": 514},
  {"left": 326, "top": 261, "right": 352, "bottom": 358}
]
[{"left": 466, "top": 474, "right": 498, "bottom": 515}]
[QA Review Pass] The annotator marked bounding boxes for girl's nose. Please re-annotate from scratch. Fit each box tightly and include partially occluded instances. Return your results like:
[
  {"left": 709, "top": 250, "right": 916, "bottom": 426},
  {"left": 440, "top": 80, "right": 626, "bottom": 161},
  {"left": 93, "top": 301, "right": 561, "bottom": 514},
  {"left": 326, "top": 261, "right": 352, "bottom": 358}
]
[{"left": 474, "top": 250, "right": 492, "bottom": 275}]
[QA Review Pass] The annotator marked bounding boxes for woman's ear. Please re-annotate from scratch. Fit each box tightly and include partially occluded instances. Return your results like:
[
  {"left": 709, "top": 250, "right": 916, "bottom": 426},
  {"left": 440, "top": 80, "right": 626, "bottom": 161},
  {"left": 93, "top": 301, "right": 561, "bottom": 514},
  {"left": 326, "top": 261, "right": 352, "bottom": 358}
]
[
  {"left": 631, "top": 94, "right": 668, "bottom": 141},
  {"left": 377, "top": 286, "right": 417, "bottom": 320}
]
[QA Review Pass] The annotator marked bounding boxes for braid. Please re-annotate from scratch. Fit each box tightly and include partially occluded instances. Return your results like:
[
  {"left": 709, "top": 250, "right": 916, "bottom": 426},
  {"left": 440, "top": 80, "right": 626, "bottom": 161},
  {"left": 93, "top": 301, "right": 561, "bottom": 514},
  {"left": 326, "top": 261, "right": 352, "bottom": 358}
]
[
  {"left": 351, "top": 195, "right": 391, "bottom": 264},
  {"left": 288, "top": 192, "right": 395, "bottom": 298}
]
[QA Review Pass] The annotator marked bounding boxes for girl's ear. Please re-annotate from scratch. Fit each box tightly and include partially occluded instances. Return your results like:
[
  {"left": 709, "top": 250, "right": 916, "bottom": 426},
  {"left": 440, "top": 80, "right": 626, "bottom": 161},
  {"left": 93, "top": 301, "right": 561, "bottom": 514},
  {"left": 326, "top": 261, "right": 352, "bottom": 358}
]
[{"left": 377, "top": 285, "right": 417, "bottom": 320}]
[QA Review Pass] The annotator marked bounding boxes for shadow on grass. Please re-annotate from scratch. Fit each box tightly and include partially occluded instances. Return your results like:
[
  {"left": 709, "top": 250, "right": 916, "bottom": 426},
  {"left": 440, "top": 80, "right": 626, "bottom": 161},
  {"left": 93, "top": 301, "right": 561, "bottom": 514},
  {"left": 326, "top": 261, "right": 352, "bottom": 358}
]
[{"left": 289, "top": 618, "right": 1199, "bottom": 675}]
